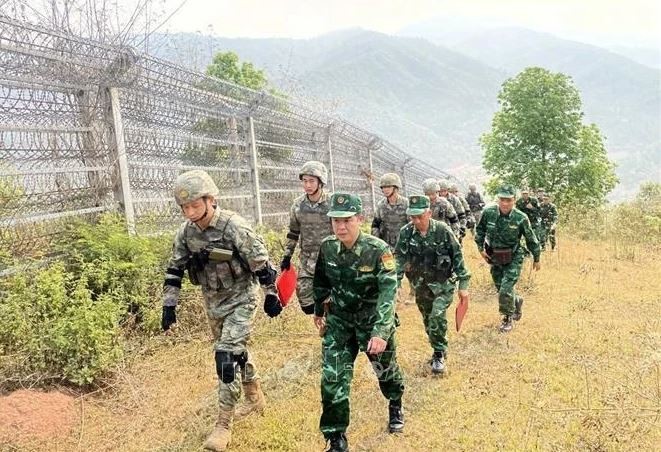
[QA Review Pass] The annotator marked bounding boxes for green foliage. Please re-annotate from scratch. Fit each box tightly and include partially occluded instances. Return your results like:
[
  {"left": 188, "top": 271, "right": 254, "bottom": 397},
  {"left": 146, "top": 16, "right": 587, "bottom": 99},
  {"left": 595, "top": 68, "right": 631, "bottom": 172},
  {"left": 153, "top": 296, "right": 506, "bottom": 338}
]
[
  {"left": 206, "top": 51, "right": 268, "bottom": 91},
  {"left": 481, "top": 67, "right": 618, "bottom": 208}
]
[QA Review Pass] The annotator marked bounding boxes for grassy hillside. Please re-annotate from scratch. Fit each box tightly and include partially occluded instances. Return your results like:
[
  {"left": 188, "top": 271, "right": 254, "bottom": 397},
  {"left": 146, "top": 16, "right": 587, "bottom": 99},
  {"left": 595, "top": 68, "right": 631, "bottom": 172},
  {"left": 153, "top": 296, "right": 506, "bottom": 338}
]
[{"left": 4, "top": 234, "right": 659, "bottom": 451}]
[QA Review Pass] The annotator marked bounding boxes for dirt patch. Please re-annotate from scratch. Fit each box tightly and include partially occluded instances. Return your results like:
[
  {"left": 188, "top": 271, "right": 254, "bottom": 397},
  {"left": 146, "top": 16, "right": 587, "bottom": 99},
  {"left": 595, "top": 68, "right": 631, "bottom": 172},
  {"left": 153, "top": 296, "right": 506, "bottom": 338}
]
[{"left": 0, "top": 389, "right": 77, "bottom": 442}]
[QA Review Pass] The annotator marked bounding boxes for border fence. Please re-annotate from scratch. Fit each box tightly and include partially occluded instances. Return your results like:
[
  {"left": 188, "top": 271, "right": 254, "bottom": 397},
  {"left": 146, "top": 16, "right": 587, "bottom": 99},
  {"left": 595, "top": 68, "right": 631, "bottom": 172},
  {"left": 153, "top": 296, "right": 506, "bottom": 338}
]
[{"left": 0, "top": 15, "right": 463, "bottom": 263}]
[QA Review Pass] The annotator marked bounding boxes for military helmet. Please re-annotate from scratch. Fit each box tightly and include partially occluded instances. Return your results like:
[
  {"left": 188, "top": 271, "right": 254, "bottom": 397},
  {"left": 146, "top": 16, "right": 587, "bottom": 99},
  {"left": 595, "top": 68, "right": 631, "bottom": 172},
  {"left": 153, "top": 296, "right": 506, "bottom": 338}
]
[
  {"left": 173, "top": 170, "right": 219, "bottom": 206},
  {"left": 449, "top": 183, "right": 458, "bottom": 193},
  {"left": 438, "top": 179, "right": 450, "bottom": 191},
  {"left": 299, "top": 161, "right": 328, "bottom": 185},
  {"left": 379, "top": 173, "right": 402, "bottom": 189},
  {"left": 422, "top": 178, "right": 440, "bottom": 194},
  {"left": 468, "top": 183, "right": 477, "bottom": 191}
]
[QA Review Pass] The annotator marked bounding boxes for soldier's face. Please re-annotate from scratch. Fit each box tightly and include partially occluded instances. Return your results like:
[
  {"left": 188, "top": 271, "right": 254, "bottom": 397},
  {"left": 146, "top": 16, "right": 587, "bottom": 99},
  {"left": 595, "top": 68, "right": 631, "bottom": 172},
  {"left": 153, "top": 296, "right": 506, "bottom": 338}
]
[
  {"left": 381, "top": 186, "right": 395, "bottom": 197},
  {"left": 425, "top": 192, "right": 438, "bottom": 201},
  {"left": 181, "top": 197, "right": 213, "bottom": 222},
  {"left": 439, "top": 189, "right": 448, "bottom": 197},
  {"left": 498, "top": 197, "right": 515, "bottom": 214},
  {"left": 522, "top": 193, "right": 529, "bottom": 200},
  {"left": 301, "top": 175, "right": 320, "bottom": 194},
  {"left": 410, "top": 210, "right": 432, "bottom": 232},
  {"left": 332, "top": 215, "right": 362, "bottom": 245}
]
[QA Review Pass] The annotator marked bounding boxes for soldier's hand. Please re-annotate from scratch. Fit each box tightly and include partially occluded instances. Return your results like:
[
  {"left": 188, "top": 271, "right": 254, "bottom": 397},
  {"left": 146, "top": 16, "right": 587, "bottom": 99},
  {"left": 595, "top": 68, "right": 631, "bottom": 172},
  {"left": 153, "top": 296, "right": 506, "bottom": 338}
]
[
  {"left": 526, "top": 202, "right": 533, "bottom": 209},
  {"left": 367, "top": 336, "right": 387, "bottom": 355},
  {"left": 280, "top": 255, "right": 291, "bottom": 271},
  {"left": 264, "top": 293, "right": 283, "bottom": 318},
  {"left": 161, "top": 306, "right": 177, "bottom": 332},
  {"left": 480, "top": 250, "right": 491, "bottom": 264},
  {"left": 533, "top": 261, "right": 541, "bottom": 271},
  {"left": 314, "top": 315, "right": 325, "bottom": 331}
]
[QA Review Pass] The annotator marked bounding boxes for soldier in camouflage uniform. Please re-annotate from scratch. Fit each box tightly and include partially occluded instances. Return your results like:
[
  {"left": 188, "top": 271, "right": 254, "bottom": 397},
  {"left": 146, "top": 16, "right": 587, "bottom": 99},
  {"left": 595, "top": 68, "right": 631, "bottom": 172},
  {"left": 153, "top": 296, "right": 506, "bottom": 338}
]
[
  {"left": 475, "top": 185, "right": 541, "bottom": 333},
  {"left": 394, "top": 196, "right": 470, "bottom": 375},
  {"left": 161, "top": 170, "right": 282, "bottom": 451},
  {"left": 422, "top": 178, "right": 460, "bottom": 235},
  {"left": 281, "top": 161, "right": 333, "bottom": 314},
  {"left": 449, "top": 183, "right": 475, "bottom": 233},
  {"left": 465, "top": 184, "right": 486, "bottom": 233},
  {"left": 439, "top": 179, "right": 467, "bottom": 242},
  {"left": 314, "top": 193, "right": 405, "bottom": 452},
  {"left": 372, "top": 173, "right": 410, "bottom": 304},
  {"left": 516, "top": 188, "right": 542, "bottom": 240},
  {"left": 539, "top": 194, "right": 558, "bottom": 251}
]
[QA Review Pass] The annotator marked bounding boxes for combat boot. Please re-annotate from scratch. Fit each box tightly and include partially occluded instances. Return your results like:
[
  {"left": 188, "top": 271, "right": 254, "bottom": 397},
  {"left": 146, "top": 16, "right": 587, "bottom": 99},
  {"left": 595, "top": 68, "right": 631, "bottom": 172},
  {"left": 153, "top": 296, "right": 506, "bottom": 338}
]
[
  {"left": 388, "top": 399, "right": 404, "bottom": 433},
  {"left": 513, "top": 297, "right": 524, "bottom": 321},
  {"left": 203, "top": 406, "right": 233, "bottom": 451},
  {"left": 430, "top": 351, "right": 447, "bottom": 375},
  {"left": 325, "top": 432, "right": 349, "bottom": 452},
  {"left": 499, "top": 315, "right": 513, "bottom": 333},
  {"left": 235, "top": 380, "right": 265, "bottom": 420}
]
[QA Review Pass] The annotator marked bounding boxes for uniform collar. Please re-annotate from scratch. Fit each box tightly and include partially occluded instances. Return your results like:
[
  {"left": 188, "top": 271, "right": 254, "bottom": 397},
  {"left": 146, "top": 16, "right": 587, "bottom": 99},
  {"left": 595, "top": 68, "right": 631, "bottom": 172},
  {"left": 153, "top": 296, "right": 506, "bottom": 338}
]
[
  {"left": 411, "top": 218, "right": 436, "bottom": 237},
  {"left": 337, "top": 231, "right": 364, "bottom": 256},
  {"left": 305, "top": 189, "right": 328, "bottom": 205},
  {"left": 205, "top": 206, "right": 222, "bottom": 229}
]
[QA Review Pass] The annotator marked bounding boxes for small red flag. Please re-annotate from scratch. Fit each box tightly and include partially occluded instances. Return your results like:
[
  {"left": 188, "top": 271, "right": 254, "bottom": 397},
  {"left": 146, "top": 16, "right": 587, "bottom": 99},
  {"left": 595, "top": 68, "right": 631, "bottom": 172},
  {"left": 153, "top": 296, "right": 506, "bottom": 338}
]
[
  {"left": 455, "top": 293, "right": 469, "bottom": 332},
  {"left": 276, "top": 265, "right": 297, "bottom": 306}
]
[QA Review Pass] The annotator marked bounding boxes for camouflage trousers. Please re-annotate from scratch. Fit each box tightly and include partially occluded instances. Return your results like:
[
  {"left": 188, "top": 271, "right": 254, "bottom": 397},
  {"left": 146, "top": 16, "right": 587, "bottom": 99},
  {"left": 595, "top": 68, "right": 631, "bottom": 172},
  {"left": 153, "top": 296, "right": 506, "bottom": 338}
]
[
  {"left": 538, "top": 225, "right": 556, "bottom": 250},
  {"left": 489, "top": 251, "right": 525, "bottom": 316},
  {"left": 204, "top": 280, "right": 260, "bottom": 409},
  {"left": 320, "top": 312, "right": 405, "bottom": 438},
  {"left": 296, "top": 254, "right": 317, "bottom": 310},
  {"left": 471, "top": 210, "right": 483, "bottom": 233},
  {"left": 414, "top": 280, "right": 455, "bottom": 353}
]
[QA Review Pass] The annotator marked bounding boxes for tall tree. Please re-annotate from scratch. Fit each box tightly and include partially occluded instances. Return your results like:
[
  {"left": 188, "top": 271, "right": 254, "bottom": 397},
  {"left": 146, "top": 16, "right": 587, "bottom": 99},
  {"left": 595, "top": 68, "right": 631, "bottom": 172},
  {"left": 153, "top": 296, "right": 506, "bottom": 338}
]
[
  {"left": 206, "top": 51, "right": 268, "bottom": 91},
  {"left": 481, "top": 67, "right": 618, "bottom": 207}
]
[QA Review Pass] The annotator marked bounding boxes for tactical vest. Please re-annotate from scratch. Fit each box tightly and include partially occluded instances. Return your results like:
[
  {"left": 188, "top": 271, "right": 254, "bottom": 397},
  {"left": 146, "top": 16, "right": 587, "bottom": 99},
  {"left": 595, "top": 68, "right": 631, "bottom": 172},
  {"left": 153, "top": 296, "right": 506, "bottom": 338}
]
[
  {"left": 465, "top": 192, "right": 483, "bottom": 211},
  {"left": 399, "top": 224, "right": 453, "bottom": 283},
  {"left": 297, "top": 197, "right": 333, "bottom": 252},
  {"left": 378, "top": 197, "right": 408, "bottom": 248}
]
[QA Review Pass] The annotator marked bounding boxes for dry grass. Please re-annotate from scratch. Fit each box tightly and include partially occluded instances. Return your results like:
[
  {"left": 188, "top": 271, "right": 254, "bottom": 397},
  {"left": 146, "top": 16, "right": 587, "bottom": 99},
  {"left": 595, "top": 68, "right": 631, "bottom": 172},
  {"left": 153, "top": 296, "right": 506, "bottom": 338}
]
[{"left": 3, "top": 234, "right": 660, "bottom": 452}]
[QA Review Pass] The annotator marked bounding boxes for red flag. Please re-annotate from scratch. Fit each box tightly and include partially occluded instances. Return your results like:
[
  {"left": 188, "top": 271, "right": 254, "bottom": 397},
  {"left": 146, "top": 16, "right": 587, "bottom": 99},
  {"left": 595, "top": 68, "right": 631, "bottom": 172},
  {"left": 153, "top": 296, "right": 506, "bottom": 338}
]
[
  {"left": 455, "top": 293, "right": 469, "bottom": 332},
  {"left": 276, "top": 265, "right": 297, "bottom": 307}
]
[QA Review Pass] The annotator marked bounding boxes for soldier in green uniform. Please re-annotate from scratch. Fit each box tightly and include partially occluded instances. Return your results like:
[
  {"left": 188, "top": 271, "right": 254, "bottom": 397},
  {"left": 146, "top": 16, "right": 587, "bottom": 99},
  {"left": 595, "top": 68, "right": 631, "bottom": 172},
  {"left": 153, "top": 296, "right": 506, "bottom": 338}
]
[
  {"left": 281, "top": 161, "right": 333, "bottom": 314},
  {"left": 422, "top": 178, "right": 460, "bottom": 235},
  {"left": 161, "top": 170, "right": 282, "bottom": 451},
  {"left": 475, "top": 185, "right": 541, "bottom": 333},
  {"left": 539, "top": 194, "right": 558, "bottom": 251},
  {"left": 314, "top": 193, "right": 405, "bottom": 452},
  {"left": 515, "top": 188, "right": 542, "bottom": 240},
  {"left": 394, "top": 196, "right": 471, "bottom": 375}
]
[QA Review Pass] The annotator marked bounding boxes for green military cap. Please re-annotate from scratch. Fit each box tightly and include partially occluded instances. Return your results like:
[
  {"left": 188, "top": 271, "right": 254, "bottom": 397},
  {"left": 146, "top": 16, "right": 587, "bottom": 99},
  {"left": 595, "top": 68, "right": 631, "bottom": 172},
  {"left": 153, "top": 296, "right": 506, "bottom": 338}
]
[
  {"left": 406, "top": 195, "right": 430, "bottom": 216},
  {"left": 327, "top": 193, "right": 363, "bottom": 218},
  {"left": 497, "top": 185, "right": 517, "bottom": 198}
]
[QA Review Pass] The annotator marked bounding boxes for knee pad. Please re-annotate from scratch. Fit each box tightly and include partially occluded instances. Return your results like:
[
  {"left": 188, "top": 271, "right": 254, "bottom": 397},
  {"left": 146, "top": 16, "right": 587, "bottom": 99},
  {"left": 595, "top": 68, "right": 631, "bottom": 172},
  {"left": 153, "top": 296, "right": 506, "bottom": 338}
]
[
  {"left": 215, "top": 351, "right": 237, "bottom": 384},
  {"left": 301, "top": 304, "right": 315, "bottom": 315}
]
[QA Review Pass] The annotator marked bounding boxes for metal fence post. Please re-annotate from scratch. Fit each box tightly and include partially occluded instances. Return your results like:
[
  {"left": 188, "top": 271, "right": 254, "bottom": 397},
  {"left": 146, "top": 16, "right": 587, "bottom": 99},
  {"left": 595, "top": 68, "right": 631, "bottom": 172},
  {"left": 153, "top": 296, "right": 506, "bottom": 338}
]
[
  {"left": 401, "top": 157, "right": 412, "bottom": 196},
  {"left": 108, "top": 87, "right": 136, "bottom": 235},
  {"left": 367, "top": 146, "right": 377, "bottom": 215},
  {"left": 326, "top": 125, "right": 336, "bottom": 192},
  {"left": 247, "top": 116, "right": 263, "bottom": 225}
]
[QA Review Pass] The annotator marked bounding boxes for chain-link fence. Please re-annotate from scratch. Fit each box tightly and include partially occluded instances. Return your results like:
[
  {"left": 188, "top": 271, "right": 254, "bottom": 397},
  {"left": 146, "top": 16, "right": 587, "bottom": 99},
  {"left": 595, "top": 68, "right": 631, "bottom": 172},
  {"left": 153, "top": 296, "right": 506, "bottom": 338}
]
[{"left": 0, "top": 15, "right": 463, "bottom": 263}]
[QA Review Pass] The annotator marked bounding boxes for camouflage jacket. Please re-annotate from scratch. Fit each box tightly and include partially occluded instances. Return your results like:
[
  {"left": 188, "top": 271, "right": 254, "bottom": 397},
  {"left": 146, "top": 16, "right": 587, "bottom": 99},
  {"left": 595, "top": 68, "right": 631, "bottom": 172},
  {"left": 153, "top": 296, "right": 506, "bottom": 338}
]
[
  {"left": 372, "top": 194, "right": 409, "bottom": 249},
  {"left": 515, "top": 197, "right": 541, "bottom": 225},
  {"left": 394, "top": 219, "right": 471, "bottom": 291},
  {"left": 313, "top": 232, "right": 398, "bottom": 340},
  {"left": 475, "top": 205, "right": 541, "bottom": 262},
  {"left": 284, "top": 190, "right": 333, "bottom": 264},
  {"left": 465, "top": 191, "right": 486, "bottom": 212},
  {"left": 163, "top": 207, "right": 270, "bottom": 306},
  {"left": 540, "top": 202, "right": 558, "bottom": 226},
  {"left": 430, "top": 196, "right": 459, "bottom": 234},
  {"left": 444, "top": 193, "right": 466, "bottom": 226}
]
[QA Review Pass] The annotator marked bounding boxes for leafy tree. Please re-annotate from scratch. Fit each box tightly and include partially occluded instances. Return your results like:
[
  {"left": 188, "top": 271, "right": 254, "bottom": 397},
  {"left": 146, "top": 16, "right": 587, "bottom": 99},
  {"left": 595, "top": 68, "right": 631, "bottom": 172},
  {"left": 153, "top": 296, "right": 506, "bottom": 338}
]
[
  {"left": 481, "top": 67, "right": 618, "bottom": 207},
  {"left": 206, "top": 51, "right": 268, "bottom": 90}
]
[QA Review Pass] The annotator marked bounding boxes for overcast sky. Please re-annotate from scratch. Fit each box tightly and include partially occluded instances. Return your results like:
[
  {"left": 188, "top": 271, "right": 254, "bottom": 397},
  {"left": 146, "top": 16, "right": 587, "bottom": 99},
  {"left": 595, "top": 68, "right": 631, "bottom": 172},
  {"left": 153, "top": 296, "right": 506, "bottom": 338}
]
[{"left": 162, "top": 0, "right": 660, "bottom": 46}]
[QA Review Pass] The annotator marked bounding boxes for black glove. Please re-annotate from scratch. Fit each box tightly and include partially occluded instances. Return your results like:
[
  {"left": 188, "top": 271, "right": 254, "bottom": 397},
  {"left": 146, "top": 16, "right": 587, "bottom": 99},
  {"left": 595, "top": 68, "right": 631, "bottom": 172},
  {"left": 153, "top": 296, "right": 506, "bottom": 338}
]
[
  {"left": 264, "top": 293, "right": 283, "bottom": 318},
  {"left": 161, "top": 306, "right": 177, "bottom": 331},
  {"left": 280, "top": 255, "right": 292, "bottom": 271}
]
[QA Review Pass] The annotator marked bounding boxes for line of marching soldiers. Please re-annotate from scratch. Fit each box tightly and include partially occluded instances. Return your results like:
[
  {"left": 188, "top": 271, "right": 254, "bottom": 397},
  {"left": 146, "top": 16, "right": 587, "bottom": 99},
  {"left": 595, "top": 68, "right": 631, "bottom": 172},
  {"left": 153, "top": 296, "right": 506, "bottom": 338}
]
[{"left": 160, "top": 162, "right": 558, "bottom": 451}]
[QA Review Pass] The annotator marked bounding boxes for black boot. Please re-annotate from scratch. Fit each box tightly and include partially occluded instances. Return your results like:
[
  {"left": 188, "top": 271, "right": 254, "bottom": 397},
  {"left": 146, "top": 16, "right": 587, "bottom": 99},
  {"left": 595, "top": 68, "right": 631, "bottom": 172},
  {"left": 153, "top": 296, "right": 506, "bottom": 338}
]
[
  {"left": 325, "top": 433, "right": 348, "bottom": 452},
  {"left": 430, "top": 351, "right": 447, "bottom": 375},
  {"left": 513, "top": 297, "right": 524, "bottom": 321},
  {"left": 499, "top": 315, "right": 513, "bottom": 333},
  {"left": 388, "top": 399, "right": 404, "bottom": 433}
]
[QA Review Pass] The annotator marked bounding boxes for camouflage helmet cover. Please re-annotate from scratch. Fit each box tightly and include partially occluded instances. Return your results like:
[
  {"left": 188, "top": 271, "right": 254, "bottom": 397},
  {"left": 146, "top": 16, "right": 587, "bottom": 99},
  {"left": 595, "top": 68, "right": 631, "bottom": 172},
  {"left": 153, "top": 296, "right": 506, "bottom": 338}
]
[
  {"left": 174, "top": 170, "right": 219, "bottom": 205},
  {"left": 438, "top": 179, "right": 450, "bottom": 190},
  {"left": 422, "top": 178, "right": 440, "bottom": 194},
  {"left": 448, "top": 183, "right": 458, "bottom": 192},
  {"left": 468, "top": 183, "right": 477, "bottom": 190},
  {"left": 379, "top": 173, "right": 402, "bottom": 188},
  {"left": 299, "top": 161, "right": 328, "bottom": 185}
]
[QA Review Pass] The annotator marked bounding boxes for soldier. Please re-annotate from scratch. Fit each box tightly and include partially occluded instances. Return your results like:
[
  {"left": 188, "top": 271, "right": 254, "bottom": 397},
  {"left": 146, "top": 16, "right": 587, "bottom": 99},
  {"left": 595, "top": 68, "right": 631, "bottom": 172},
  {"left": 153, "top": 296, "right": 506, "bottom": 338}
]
[
  {"left": 161, "top": 170, "right": 282, "bottom": 451},
  {"left": 422, "top": 178, "right": 460, "bottom": 235},
  {"left": 394, "top": 196, "right": 470, "bottom": 375},
  {"left": 314, "top": 193, "right": 405, "bottom": 452},
  {"left": 539, "top": 194, "right": 558, "bottom": 251},
  {"left": 535, "top": 188, "right": 546, "bottom": 204},
  {"left": 372, "top": 172, "right": 409, "bottom": 303},
  {"left": 475, "top": 185, "right": 541, "bottom": 333},
  {"left": 439, "top": 179, "right": 467, "bottom": 241},
  {"left": 281, "top": 161, "right": 333, "bottom": 315},
  {"left": 465, "top": 184, "right": 486, "bottom": 232},
  {"left": 449, "top": 183, "right": 475, "bottom": 234},
  {"left": 515, "top": 188, "right": 542, "bottom": 240}
]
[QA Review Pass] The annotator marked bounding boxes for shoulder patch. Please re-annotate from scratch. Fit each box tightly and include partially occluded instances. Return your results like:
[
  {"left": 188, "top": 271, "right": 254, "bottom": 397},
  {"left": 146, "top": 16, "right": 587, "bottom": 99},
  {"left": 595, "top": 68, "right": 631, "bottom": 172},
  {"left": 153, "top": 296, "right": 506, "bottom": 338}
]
[{"left": 381, "top": 252, "right": 395, "bottom": 271}]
